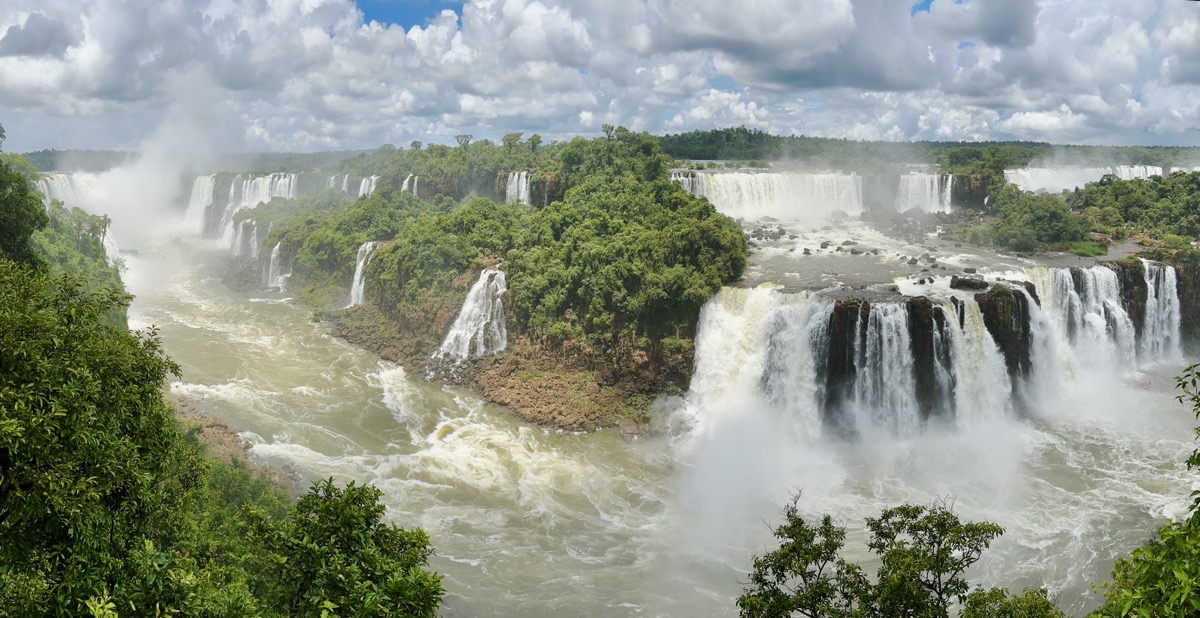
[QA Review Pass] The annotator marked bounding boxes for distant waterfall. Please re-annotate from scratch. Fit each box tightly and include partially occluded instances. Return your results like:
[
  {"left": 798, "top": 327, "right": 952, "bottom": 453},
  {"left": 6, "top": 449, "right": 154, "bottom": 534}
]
[
  {"left": 34, "top": 172, "right": 99, "bottom": 207},
  {"left": 184, "top": 175, "right": 216, "bottom": 233},
  {"left": 670, "top": 171, "right": 699, "bottom": 195},
  {"left": 358, "top": 176, "right": 380, "bottom": 198},
  {"left": 1003, "top": 166, "right": 1163, "bottom": 193},
  {"left": 264, "top": 243, "right": 291, "bottom": 290},
  {"left": 347, "top": 241, "right": 379, "bottom": 307},
  {"left": 436, "top": 267, "right": 508, "bottom": 362},
  {"left": 1141, "top": 259, "right": 1182, "bottom": 363},
  {"left": 401, "top": 174, "right": 419, "bottom": 195},
  {"left": 506, "top": 172, "right": 531, "bottom": 205},
  {"left": 216, "top": 173, "right": 298, "bottom": 246},
  {"left": 894, "top": 173, "right": 952, "bottom": 214},
  {"left": 680, "top": 171, "right": 863, "bottom": 220}
]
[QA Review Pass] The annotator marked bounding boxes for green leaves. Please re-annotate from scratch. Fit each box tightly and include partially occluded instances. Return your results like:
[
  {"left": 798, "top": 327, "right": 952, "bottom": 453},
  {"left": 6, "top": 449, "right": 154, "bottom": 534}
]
[{"left": 739, "top": 497, "right": 1059, "bottom": 618}]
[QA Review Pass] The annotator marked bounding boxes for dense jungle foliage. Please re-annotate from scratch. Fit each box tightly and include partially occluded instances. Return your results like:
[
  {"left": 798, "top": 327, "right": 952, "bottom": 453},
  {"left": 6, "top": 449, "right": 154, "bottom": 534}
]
[
  {"left": 657, "top": 127, "right": 1200, "bottom": 176},
  {"left": 250, "top": 127, "right": 748, "bottom": 350},
  {"left": 0, "top": 129, "right": 443, "bottom": 616}
]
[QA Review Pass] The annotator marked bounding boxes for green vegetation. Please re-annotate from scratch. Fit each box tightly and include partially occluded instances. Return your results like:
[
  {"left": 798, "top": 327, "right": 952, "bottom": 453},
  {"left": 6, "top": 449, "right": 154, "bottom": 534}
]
[
  {"left": 250, "top": 127, "right": 748, "bottom": 356},
  {"left": 1068, "top": 172, "right": 1200, "bottom": 242},
  {"left": 738, "top": 497, "right": 1062, "bottom": 618},
  {"left": 0, "top": 124, "right": 443, "bottom": 615},
  {"left": 949, "top": 184, "right": 1090, "bottom": 253},
  {"left": 656, "top": 127, "right": 1200, "bottom": 174}
]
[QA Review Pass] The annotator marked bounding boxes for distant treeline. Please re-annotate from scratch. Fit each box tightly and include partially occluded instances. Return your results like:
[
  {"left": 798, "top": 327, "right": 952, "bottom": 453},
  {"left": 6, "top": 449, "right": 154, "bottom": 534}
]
[
  {"left": 656, "top": 127, "right": 1200, "bottom": 175},
  {"left": 20, "top": 149, "right": 366, "bottom": 172}
]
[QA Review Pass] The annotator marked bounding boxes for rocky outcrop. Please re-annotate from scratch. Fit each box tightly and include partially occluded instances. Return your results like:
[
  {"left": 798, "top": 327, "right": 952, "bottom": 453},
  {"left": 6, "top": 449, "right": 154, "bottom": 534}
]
[
  {"left": 974, "top": 284, "right": 1033, "bottom": 412},
  {"left": 950, "top": 174, "right": 990, "bottom": 208}
]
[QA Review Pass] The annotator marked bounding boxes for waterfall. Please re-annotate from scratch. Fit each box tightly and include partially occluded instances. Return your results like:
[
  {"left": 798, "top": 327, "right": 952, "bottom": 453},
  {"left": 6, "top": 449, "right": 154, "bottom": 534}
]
[
  {"left": 854, "top": 303, "right": 921, "bottom": 438},
  {"left": 682, "top": 171, "right": 863, "bottom": 220},
  {"left": 34, "top": 172, "right": 99, "bottom": 207},
  {"left": 347, "top": 241, "right": 379, "bottom": 307},
  {"left": 358, "top": 175, "right": 379, "bottom": 198},
  {"left": 894, "top": 173, "right": 953, "bottom": 214},
  {"left": 1003, "top": 166, "right": 1163, "bottom": 193},
  {"left": 1141, "top": 259, "right": 1182, "bottom": 363},
  {"left": 670, "top": 171, "right": 698, "bottom": 195},
  {"left": 401, "top": 174, "right": 419, "bottom": 195},
  {"left": 264, "top": 243, "right": 291, "bottom": 290},
  {"left": 686, "top": 256, "right": 1181, "bottom": 440},
  {"left": 215, "top": 173, "right": 298, "bottom": 245},
  {"left": 506, "top": 172, "right": 531, "bottom": 205},
  {"left": 232, "top": 219, "right": 258, "bottom": 258},
  {"left": 436, "top": 267, "right": 508, "bottom": 362},
  {"left": 249, "top": 223, "right": 259, "bottom": 260},
  {"left": 184, "top": 175, "right": 216, "bottom": 233}
]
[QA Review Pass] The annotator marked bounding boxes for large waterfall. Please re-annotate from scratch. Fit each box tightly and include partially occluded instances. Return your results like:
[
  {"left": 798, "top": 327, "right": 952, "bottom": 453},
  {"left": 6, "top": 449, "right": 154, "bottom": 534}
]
[
  {"left": 436, "top": 267, "right": 508, "bottom": 362},
  {"left": 894, "top": 173, "right": 953, "bottom": 214},
  {"left": 1003, "top": 166, "right": 1164, "bottom": 193},
  {"left": 506, "top": 171, "right": 531, "bottom": 205},
  {"left": 347, "top": 241, "right": 379, "bottom": 307},
  {"left": 676, "top": 171, "right": 864, "bottom": 220},
  {"left": 184, "top": 174, "right": 216, "bottom": 234},
  {"left": 688, "top": 261, "right": 1182, "bottom": 439},
  {"left": 1142, "top": 259, "right": 1182, "bottom": 362},
  {"left": 212, "top": 173, "right": 298, "bottom": 245}
]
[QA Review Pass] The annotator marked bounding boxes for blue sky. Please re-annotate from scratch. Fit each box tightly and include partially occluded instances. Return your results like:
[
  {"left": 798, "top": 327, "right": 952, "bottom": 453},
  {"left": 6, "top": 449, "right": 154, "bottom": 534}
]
[{"left": 356, "top": 0, "right": 461, "bottom": 27}]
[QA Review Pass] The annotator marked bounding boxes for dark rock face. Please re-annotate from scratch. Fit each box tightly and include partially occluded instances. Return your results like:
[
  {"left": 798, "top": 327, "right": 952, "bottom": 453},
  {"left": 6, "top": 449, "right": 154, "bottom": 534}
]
[
  {"left": 1105, "top": 258, "right": 1147, "bottom": 341},
  {"left": 950, "top": 174, "right": 989, "bottom": 208},
  {"left": 907, "top": 297, "right": 940, "bottom": 420},
  {"left": 824, "top": 299, "right": 867, "bottom": 434},
  {"left": 974, "top": 284, "right": 1033, "bottom": 412},
  {"left": 950, "top": 275, "right": 989, "bottom": 291},
  {"left": 1172, "top": 260, "right": 1200, "bottom": 351}
]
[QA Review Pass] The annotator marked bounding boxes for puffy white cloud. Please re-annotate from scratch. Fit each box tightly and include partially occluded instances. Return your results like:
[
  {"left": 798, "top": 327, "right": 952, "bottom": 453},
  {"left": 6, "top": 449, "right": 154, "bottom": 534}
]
[{"left": 0, "top": 0, "right": 1197, "bottom": 152}]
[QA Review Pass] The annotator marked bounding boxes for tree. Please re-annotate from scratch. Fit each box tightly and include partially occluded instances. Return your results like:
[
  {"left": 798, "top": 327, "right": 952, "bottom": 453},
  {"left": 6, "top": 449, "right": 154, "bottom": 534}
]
[
  {"left": 739, "top": 496, "right": 1063, "bottom": 618},
  {"left": 249, "top": 478, "right": 444, "bottom": 617},
  {"left": 0, "top": 263, "right": 207, "bottom": 612},
  {"left": 410, "top": 140, "right": 422, "bottom": 151},
  {"left": 0, "top": 159, "right": 49, "bottom": 265},
  {"left": 455, "top": 134, "right": 472, "bottom": 148}
]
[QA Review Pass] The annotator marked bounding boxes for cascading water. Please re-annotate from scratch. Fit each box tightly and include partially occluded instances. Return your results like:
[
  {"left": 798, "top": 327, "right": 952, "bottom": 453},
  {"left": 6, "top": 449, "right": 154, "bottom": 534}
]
[
  {"left": 184, "top": 175, "right": 216, "bottom": 233},
  {"left": 1003, "top": 166, "right": 1164, "bottom": 193},
  {"left": 854, "top": 303, "right": 921, "bottom": 438},
  {"left": 506, "top": 171, "right": 531, "bottom": 205},
  {"left": 347, "top": 241, "right": 379, "bottom": 307},
  {"left": 1026, "top": 265, "right": 1138, "bottom": 372},
  {"left": 401, "top": 174, "right": 419, "bottom": 195},
  {"left": 894, "top": 173, "right": 953, "bottom": 214},
  {"left": 264, "top": 242, "right": 291, "bottom": 290},
  {"left": 358, "top": 176, "right": 380, "bottom": 198},
  {"left": 1141, "top": 259, "right": 1182, "bottom": 363},
  {"left": 216, "top": 173, "right": 298, "bottom": 245},
  {"left": 682, "top": 171, "right": 864, "bottom": 220},
  {"left": 436, "top": 267, "right": 508, "bottom": 362}
]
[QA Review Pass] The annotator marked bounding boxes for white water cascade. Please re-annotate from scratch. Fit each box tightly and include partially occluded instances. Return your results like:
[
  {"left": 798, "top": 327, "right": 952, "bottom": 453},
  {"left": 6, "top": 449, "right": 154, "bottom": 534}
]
[
  {"left": 1141, "top": 259, "right": 1182, "bottom": 363},
  {"left": 358, "top": 176, "right": 380, "bottom": 198},
  {"left": 894, "top": 173, "right": 953, "bottom": 214},
  {"left": 184, "top": 175, "right": 217, "bottom": 234},
  {"left": 347, "top": 241, "right": 379, "bottom": 308},
  {"left": 506, "top": 171, "right": 531, "bottom": 205},
  {"left": 436, "top": 267, "right": 508, "bottom": 362},
  {"left": 679, "top": 171, "right": 864, "bottom": 220},
  {"left": 854, "top": 303, "right": 921, "bottom": 438},
  {"left": 1003, "top": 166, "right": 1164, "bottom": 193},
  {"left": 401, "top": 174, "right": 419, "bottom": 195},
  {"left": 264, "top": 242, "right": 291, "bottom": 290},
  {"left": 34, "top": 173, "right": 124, "bottom": 266},
  {"left": 216, "top": 173, "right": 298, "bottom": 246},
  {"left": 1026, "top": 265, "right": 1139, "bottom": 372}
]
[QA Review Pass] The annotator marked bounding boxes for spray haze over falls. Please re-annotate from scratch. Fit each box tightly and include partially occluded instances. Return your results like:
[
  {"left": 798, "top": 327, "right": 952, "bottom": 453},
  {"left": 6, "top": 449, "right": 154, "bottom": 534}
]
[{"left": 31, "top": 161, "right": 1200, "bottom": 615}]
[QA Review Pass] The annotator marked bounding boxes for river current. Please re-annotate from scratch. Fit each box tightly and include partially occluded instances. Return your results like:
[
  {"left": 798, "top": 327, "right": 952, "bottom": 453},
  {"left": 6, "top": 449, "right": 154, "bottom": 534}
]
[{"left": 116, "top": 232, "right": 1197, "bottom": 616}]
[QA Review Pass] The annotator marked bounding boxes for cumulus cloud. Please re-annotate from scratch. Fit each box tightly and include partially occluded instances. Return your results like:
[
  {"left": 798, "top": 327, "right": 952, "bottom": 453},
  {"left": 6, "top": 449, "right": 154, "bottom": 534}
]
[{"left": 0, "top": 0, "right": 1197, "bottom": 152}]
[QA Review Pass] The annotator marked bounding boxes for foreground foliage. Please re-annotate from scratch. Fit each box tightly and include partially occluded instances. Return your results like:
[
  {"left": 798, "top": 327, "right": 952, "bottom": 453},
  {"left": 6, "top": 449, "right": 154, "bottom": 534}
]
[{"left": 738, "top": 498, "right": 1063, "bottom": 618}]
